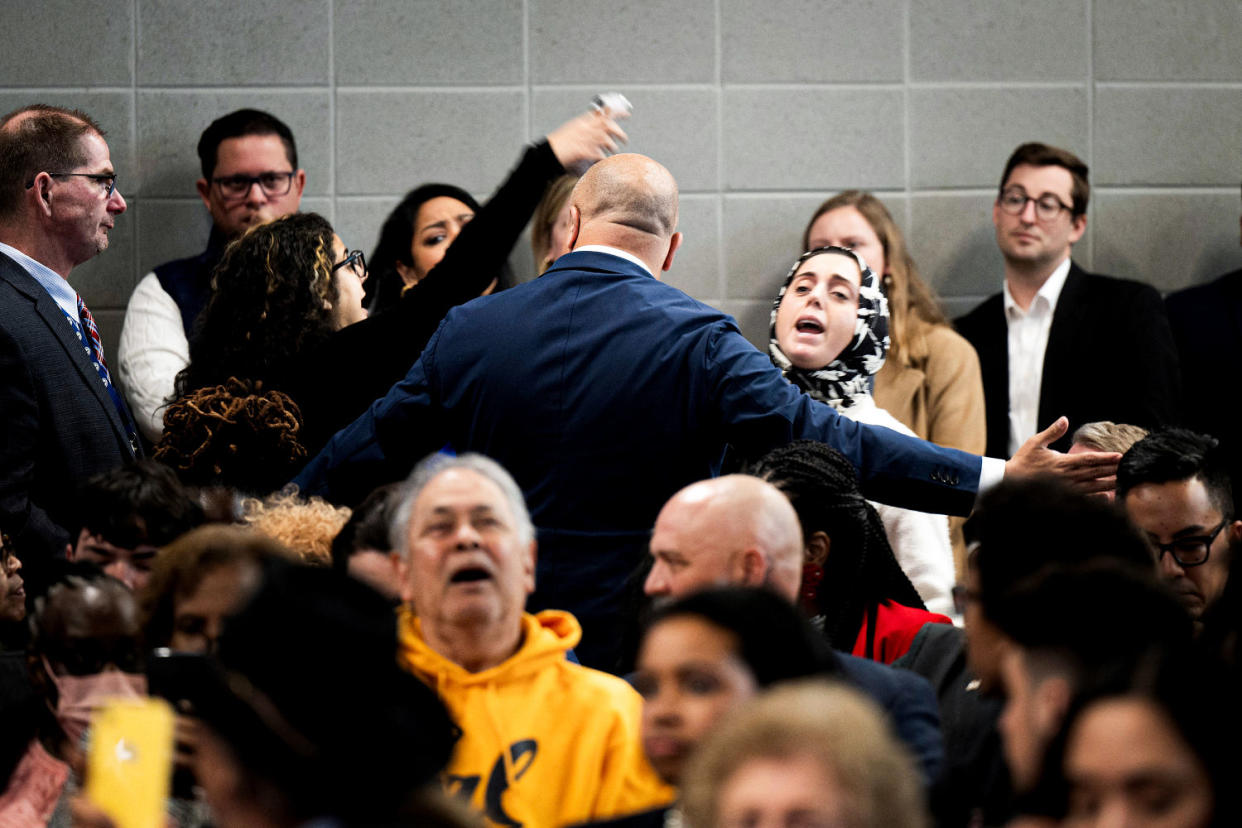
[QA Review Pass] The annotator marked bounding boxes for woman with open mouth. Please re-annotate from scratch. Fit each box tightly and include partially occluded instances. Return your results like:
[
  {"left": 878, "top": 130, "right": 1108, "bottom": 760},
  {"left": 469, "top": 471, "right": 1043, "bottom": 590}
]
[{"left": 767, "top": 246, "right": 954, "bottom": 619}]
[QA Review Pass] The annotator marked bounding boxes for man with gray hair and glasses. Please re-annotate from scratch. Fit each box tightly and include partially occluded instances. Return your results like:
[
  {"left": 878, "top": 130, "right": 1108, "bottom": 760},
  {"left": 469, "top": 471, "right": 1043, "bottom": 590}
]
[
  {"left": 390, "top": 452, "right": 672, "bottom": 827},
  {"left": 0, "top": 104, "right": 137, "bottom": 596},
  {"left": 117, "top": 108, "right": 304, "bottom": 442}
]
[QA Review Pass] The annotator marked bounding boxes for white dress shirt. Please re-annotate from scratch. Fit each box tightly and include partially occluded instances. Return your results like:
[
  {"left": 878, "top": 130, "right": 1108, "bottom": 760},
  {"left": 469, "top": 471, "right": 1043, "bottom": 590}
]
[{"left": 1004, "top": 257, "right": 1072, "bottom": 457}]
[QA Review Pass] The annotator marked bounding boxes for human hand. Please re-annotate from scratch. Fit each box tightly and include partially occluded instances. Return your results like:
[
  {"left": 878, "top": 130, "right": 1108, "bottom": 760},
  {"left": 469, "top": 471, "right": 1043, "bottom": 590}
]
[
  {"left": 546, "top": 108, "right": 630, "bottom": 172},
  {"left": 1004, "top": 416, "right": 1120, "bottom": 495},
  {"left": 69, "top": 796, "right": 118, "bottom": 828}
]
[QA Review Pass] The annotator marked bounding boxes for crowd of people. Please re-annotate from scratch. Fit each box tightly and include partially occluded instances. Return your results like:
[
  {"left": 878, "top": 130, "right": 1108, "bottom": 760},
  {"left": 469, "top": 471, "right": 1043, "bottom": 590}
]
[{"left": 0, "top": 99, "right": 1239, "bottom": 827}]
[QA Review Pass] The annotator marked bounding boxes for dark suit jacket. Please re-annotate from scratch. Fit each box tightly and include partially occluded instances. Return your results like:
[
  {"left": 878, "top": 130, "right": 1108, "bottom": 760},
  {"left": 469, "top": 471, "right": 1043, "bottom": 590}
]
[
  {"left": 296, "top": 250, "right": 983, "bottom": 665},
  {"left": 955, "top": 263, "right": 1181, "bottom": 457},
  {"left": 1166, "top": 267, "right": 1242, "bottom": 513},
  {"left": 0, "top": 251, "right": 137, "bottom": 586}
]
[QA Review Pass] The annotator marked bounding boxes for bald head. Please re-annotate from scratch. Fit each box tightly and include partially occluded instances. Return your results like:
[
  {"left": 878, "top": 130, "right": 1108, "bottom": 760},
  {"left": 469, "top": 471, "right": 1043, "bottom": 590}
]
[
  {"left": 569, "top": 154, "right": 682, "bottom": 275},
  {"left": 645, "top": 475, "right": 804, "bottom": 603}
]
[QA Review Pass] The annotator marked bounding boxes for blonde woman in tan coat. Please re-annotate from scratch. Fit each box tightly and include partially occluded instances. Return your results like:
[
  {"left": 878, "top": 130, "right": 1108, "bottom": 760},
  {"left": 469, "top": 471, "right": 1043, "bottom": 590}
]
[{"left": 802, "top": 192, "right": 986, "bottom": 578}]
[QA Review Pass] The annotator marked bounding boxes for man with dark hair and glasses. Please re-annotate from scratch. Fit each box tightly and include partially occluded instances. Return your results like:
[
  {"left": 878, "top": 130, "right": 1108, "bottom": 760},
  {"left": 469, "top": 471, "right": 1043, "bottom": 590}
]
[
  {"left": 955, "top": 141, "right": 1180, "bottom": 459},
  {"left": 0, "top": 104, "right": 139, "bottom": 598},
  {"left": 1118, "top": 428, "right": 1239, "bottom": 624},
  {"left": 118, "top": 108, "right": 305, "bottom": 442}
]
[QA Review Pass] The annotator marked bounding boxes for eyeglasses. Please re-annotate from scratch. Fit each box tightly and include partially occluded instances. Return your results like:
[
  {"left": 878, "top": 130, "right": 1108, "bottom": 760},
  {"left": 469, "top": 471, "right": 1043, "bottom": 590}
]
[
  {"left": 332, "top": 249, "right": 367, "bottom": 282},
  {"left": 26, "top": 172, "right": 118, "bottom": 199},
  {"left": 211, "top": 171, "right": 295, "bottom": 199},
  {"left": 997, "top": 187, "right": 1073, "bottom": 222},
  {"left": 1149, "top": 518, "right": 1229, "bottom": 568}
]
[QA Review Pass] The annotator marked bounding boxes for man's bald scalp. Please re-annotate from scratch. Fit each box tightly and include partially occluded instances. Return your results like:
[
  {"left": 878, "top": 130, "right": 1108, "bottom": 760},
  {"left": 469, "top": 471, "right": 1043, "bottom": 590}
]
[{"left": 573, "top": 153, "right": 678, "bottom": 238}]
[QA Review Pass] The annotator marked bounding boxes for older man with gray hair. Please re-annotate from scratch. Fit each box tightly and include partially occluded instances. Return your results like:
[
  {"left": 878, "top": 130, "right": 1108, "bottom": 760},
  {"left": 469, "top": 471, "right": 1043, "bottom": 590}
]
[{"left": 390, "top": 452, "right": 671, "bottom": 827}]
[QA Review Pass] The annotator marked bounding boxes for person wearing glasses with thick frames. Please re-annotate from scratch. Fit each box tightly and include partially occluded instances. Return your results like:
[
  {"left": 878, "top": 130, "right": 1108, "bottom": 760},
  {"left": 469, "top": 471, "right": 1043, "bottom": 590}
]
[
  {"left": 1118, "top": 428, "right": 1240, "bottom": 625},
  {"left": 118, "top": 109, "right": 305, "bottom": 444},
  {"left": 955, "top": 142, "right": 1181, "bottom": 461},
  {"left": 0, "top": 105, "right": 140, "bottom": 599}
]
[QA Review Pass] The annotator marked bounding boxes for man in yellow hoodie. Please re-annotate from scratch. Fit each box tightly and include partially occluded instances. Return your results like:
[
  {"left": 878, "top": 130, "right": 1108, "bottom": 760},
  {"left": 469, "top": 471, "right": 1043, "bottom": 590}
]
[{"left": 393, "top": 453, "right": 674, "bottom": 827}]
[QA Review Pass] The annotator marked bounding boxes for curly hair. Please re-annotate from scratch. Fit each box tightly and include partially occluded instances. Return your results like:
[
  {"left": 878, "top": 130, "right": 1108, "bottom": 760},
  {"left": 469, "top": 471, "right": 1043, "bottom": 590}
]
[
  {"left": 177, "top": 212, "right": 338, "bottom": 396},
  {"left": 682, "top": 680, "right": 929, "bottom": 828},
  {"left": 154, "top": 378, "right": 306, "bottom": 495},
  {"left": 748, "top": 440, "right": 925, "bottom": 651},
  {"left": 241, "top": 491, "right": 351, "bottom": 566},
  {"left": 802, "top": 191, "right": 948, "bottom": 370}
]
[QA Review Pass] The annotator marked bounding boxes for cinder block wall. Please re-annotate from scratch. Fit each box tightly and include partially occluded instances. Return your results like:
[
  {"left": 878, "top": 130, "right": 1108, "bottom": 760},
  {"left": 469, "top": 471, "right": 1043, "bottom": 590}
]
[{"left": 3, "top": 0, "right": 1240, "bottom": 351}]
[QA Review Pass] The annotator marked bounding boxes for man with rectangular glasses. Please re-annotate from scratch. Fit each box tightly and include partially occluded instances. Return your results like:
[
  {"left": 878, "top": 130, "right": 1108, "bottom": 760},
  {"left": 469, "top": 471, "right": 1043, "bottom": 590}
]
[
  {"left": 1118, "top": 427, "right": 1238, "bottom": 625},
  {"left": 0, "top": 104, "right": 138, "bottom": 595},
  {"left": 955, "top": 142, "right": 1180, "bottom": 459},
  {"left": 117, "top": 108, "right": 304, "bottom": 442}
]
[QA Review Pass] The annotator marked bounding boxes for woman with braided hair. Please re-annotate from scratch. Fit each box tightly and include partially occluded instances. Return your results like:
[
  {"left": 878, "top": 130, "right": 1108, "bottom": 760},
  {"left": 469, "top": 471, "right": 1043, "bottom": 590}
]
[
  {"left": 749, "top": 439, "right": 952, "bottom": 664},
  {"left": 767, "top": 245, "right": 955, "bottom": 615},
  {"left": 155, "top": 378, "right": 308, "bottom": 494}
]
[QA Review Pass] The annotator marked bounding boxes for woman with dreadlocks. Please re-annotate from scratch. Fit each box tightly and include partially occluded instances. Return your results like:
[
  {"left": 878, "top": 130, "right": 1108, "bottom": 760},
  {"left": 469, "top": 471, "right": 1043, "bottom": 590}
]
[
  {"left": 749, "top": 439, "right": 952, "bottom": 664},
  {"left": 765, "top": 246, "right": 954, "bottom": 615}
]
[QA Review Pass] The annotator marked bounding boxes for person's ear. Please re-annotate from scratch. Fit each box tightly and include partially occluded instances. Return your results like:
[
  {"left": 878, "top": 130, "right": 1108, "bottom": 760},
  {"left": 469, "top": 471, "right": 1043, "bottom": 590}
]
[
  {"left": 64, "top": 542, "right": 76, "bottom": 561},
  {"left": 31, "top": 172, "right": 55, "bottom": 216},
  {"left": 394, "top": 260, "right": 418, "bottom": 287},
  {"left": 393, "top": 552, "right": 417, "bottom": 605},
  {"left": 1034, "top": 675, "right": 1072, "bottom": 739},
  {"left": 806, "top": 531, "right": 831, "bottom": 566},
  {"left": 660, "top": 231, "right": 683, "bottom": 276},
  {"left": 1068, "top": 211, "right": 1087, "bottom": 243},
  {"left": 566, "top": 204, "right": 582, "bottom": 251},
  {"left": 740, "top": 547, "right": 767, "bottom": 586},
  {"left": 1228, "top": 519, "right": 1242, "bottom": 546},
  {"left": 195, "top": 178, "right": 211, "bottom": 211},
  {"left": 291, "top": 169, "right": 306, "bottom": 202},
  {"left": 523, "top": 539, "right": 537, "bottom": 595}
]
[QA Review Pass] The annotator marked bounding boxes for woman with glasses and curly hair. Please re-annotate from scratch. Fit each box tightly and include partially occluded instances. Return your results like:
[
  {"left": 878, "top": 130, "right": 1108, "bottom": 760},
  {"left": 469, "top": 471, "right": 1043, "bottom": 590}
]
[
  {"left": 170, "top": 211, "right": 368, "bottom": 460},
  {"left": 168, "top": 107, "right": 628, "bottom": 466}
]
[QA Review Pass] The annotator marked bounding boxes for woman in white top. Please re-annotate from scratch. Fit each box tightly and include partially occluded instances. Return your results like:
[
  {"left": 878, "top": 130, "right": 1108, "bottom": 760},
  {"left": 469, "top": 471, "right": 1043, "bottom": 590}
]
[{"left": 768, "top": 245, "right": 954, "bottom": 615}]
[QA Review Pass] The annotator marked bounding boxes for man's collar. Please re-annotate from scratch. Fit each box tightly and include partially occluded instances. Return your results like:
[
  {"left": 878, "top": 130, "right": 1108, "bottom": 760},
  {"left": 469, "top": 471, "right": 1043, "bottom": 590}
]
[
  {"left": 1004, "top": 256, "right": 1072, "bottom": 317},
  {"left": 0, "top": 240, "right": 77, "bottom": 319},
  {"left": 573, "top": 245, "right": 654, "bottom": 277}
]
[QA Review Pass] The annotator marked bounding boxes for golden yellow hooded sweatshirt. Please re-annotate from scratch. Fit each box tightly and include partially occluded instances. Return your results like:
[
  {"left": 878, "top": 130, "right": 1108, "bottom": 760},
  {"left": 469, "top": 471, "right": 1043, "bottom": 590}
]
[{"left": 398, "top": 607, "right": 674, "bottom": 828}]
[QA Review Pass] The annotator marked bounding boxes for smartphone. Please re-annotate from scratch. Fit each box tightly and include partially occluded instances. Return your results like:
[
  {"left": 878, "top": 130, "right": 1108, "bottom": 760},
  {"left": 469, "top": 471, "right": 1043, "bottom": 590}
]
[
  {"left": 146, "top": 648, "right": 215, "bottom": 798},
  {"left": 85, "top": 697, "right": 174, "bottom": 828},
  {"left": 145, "top": 648, "right": 214, "bottom": 711}
]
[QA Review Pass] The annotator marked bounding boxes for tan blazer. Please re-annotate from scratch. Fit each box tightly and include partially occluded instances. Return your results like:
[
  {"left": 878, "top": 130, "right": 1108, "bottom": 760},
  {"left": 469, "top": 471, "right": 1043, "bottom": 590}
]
[{"left": 875, "top": 324, "right": 986, "bottom": 580}]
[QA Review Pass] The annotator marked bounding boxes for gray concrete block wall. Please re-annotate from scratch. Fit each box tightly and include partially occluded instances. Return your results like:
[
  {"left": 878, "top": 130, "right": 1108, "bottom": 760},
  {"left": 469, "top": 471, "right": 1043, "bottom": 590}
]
[{"left": 3, "top": 0, "right": 1239, "bottom": 354}]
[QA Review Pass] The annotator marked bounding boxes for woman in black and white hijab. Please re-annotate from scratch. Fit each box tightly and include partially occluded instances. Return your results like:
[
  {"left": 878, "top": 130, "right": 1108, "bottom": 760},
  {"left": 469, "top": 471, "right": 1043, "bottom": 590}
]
[{"left": 769, "top": 246, "right": 954, "bottom": 616}]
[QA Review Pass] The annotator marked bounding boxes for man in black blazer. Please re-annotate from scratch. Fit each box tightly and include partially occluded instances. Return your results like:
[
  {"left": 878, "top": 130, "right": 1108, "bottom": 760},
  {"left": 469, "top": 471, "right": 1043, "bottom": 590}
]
[
  {"left": 1165, "top": 199, "right": 1242, "bottom": 514},
  {"left": 0, "top": 105, "right": 138, "bottom": 592},
  {"left": 956, "top": 143, "right": 1180, "bottom": 458}
]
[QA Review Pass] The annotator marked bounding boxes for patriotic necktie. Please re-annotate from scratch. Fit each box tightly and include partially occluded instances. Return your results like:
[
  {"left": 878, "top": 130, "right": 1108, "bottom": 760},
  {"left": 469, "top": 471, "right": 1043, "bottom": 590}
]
[
  {"left": 75, "top": 293, "right": 140, "bottom": 455},
  {"left": 76, "top": 293, "right": 108, "bottom": 368}
]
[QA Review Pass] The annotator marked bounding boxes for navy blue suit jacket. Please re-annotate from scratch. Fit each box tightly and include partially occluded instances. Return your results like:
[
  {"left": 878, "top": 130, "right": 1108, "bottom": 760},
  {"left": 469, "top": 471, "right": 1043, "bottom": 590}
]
[
  {"left": 0, "top": 252, "right": 137, "bottom": 585},
  {"left": 296, "top": 251, "right": 982, "bottom": 660}
]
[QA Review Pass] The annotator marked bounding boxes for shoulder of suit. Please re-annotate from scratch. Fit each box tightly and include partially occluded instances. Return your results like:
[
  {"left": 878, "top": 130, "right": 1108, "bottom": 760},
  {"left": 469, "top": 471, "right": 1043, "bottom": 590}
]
[
  {"left": 1070, "top": 266, "right": 1162, "bottom": 301},
  {"left": 952, "top": 292, "right": 1003, "bottom": 332},
  {"left": 1166, "top": 266, "right": 1242, "bottom": 311}
]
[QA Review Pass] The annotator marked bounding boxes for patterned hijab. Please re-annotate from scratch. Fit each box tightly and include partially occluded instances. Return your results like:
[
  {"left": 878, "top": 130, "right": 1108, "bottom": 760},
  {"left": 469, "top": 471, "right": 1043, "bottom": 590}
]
[{"left": 769, "top": 245, "right": 890, "bottom": 409}]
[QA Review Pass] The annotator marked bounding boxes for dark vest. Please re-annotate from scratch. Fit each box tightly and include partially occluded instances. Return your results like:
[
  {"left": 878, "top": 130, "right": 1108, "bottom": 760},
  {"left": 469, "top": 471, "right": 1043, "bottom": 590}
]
[{"left": 153, "top": 229, "right": 227, "bottom": 338}]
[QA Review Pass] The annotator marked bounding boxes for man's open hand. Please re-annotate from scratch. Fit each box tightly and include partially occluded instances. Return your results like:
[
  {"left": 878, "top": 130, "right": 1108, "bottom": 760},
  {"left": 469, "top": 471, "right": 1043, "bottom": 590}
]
[{"left": 1004, "top": 416, "right": 1120, "bottom": 495}]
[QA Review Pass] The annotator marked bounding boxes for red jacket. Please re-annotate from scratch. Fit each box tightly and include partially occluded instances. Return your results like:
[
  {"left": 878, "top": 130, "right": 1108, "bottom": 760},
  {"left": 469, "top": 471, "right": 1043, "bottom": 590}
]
[{"left": 851, "top": 600, "right": 953, "bottom": 664}]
